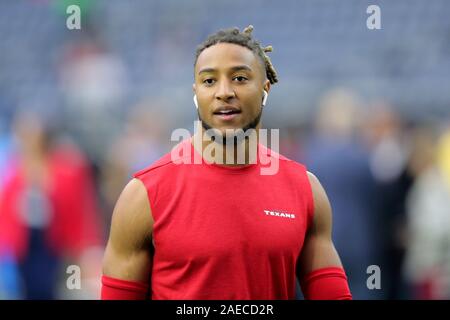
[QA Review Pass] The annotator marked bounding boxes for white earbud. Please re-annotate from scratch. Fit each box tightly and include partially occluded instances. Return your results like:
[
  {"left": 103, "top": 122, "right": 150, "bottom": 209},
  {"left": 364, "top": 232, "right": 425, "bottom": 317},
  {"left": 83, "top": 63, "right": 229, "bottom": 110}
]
[
  {"left": 193, "top": 94, "right": 198, "bottom": 109},
  {"left": 262, "top": 90, "right": 268, "bottom": 106}
]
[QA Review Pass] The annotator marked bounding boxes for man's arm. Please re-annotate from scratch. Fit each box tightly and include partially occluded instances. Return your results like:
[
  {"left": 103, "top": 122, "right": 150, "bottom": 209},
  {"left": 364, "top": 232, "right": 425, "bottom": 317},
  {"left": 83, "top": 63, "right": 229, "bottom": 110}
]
[
  {"left": 296, "top": 172, "right": 352, "bottom": 300},
  {"left": 101, "top": 178, "right": 154, "bottom": 299}
]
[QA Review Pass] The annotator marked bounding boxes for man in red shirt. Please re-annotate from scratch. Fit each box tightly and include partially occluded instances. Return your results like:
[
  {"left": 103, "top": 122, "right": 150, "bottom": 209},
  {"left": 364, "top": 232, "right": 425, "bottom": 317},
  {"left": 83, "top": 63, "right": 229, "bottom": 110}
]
[
  {"left": 101, "top": 26, "right": 352, "bottom": 300},
  {"left": 0, "top": 112, "right": 102, "bottom": 299}
]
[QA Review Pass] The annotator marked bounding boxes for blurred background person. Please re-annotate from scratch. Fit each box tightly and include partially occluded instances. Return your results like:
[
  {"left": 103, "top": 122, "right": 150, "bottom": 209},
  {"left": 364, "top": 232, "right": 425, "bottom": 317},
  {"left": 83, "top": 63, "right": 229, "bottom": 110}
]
[
  {"left": 58, "top": 35, "right": 129, "bottom": 168},
  {"left": 403, "top": 125, "right": 450, "bottom": 299},
  {"left": 0, "top": 111, "right": 103, "bottom": 299},
  {"left": 299, "top": 88, "right": 381, "bottom": 299},
  {"left": 362, "top": 103, "right": 414, "bottom": 299}
]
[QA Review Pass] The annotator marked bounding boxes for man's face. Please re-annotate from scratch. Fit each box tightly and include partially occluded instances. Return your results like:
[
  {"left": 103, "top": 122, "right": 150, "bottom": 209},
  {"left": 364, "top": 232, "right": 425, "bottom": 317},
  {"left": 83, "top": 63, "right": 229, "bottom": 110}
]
[{"left": 193, "top": 42, "right": 270, "bottom": 138}]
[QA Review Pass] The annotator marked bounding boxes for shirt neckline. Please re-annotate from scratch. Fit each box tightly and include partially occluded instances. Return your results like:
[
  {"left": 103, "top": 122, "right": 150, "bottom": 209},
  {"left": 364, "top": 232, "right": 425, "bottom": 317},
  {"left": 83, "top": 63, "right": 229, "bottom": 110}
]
[{"left": 189, "top": 138, "right": 261, "bottom": 175}]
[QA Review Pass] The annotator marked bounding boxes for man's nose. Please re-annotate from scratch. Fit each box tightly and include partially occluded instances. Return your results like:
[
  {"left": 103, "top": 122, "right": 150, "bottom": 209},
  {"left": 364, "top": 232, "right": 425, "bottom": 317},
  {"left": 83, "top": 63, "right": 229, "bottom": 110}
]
[{"left": 215, "top": 80, "right": 235, "bottom": 101}]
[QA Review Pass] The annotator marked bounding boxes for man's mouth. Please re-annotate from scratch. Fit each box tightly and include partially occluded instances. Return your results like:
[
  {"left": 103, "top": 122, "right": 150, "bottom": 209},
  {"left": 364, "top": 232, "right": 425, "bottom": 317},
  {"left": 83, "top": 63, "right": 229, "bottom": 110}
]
[{"left": 213, "top": 107, "right": 242, "bottom": 121}]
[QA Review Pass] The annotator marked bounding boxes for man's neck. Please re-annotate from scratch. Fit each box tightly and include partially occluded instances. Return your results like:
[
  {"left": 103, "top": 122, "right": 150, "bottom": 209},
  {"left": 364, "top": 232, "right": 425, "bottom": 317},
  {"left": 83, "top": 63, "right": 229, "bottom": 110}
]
[{"left": 192, "top": 127, "right": 260, "bottom": 166}]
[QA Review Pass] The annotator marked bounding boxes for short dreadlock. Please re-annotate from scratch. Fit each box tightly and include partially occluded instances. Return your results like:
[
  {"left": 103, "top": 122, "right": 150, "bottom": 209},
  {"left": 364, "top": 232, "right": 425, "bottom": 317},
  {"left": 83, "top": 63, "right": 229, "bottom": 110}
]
[{"left": 194, "top": 25, "right": 278, "bottom": 84}]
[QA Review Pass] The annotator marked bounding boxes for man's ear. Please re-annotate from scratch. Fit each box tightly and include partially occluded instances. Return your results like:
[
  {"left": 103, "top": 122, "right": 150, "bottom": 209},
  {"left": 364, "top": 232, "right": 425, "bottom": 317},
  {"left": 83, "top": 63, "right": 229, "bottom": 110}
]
[
  {"left": 263, "top": 79, "right": 271, "bottom": 94},
  {"left": 192, "top": 83, "right": 196, "bottom": 94}
]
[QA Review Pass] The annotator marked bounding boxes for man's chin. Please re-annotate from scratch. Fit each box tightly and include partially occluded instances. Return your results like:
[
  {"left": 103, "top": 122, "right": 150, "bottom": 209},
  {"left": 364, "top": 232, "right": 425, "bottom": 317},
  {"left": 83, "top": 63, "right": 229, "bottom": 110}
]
[
  {"left": 217, "top": 126, "right": 244, "bottom": 135},
  {"left": 207, "top": 124, "right": 251, "bottom": 134},
  {"left": 198, "top": 109, "right": 262, "bottom": 143},
  {"left": 201, "top": 120, "right": 241, "bottom": 135},
  {"left": 205, "top": 127, "right": 240, "bottom": 142}
]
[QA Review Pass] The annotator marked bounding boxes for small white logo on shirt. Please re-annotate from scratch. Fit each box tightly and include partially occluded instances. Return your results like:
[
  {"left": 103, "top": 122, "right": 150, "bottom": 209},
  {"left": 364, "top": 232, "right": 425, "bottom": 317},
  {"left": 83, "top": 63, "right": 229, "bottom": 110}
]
[{"left": 264, "top": 210, "right": 296, "bottom": 219}]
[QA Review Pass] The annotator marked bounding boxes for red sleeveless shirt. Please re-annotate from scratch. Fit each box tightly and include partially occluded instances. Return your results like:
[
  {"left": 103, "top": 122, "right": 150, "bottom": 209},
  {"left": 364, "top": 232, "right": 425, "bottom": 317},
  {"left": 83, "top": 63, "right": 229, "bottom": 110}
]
[{"left": 134, "top": 138, "right": 314, "bottom": 299}]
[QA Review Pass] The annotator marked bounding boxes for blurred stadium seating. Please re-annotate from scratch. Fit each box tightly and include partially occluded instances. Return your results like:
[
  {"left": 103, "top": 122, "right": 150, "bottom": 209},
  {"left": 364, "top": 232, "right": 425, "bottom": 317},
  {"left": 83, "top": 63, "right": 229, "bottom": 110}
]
[{"left": 0, "top": 0, "right": 449, "bottom": 127}]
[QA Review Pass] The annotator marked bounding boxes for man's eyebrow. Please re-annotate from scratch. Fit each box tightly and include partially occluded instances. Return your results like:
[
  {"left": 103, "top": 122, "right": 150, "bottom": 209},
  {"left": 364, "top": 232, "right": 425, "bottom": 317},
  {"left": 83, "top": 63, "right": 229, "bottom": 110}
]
[
  {"left": 198, "top": 65, "right": 253, "bottom": 75},
  {"left": 229, "top": 65, "right": 252, "bottom": 73}
]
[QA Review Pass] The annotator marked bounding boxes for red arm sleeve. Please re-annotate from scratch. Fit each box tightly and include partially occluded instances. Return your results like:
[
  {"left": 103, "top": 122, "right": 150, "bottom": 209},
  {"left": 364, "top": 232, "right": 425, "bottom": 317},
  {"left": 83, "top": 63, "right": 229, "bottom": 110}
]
[
  {"left": 300, "top": 267, "right": 352, "bottom": 300},
  {"left": 101, "top": 275, "right": 149, "bottom": 300}
]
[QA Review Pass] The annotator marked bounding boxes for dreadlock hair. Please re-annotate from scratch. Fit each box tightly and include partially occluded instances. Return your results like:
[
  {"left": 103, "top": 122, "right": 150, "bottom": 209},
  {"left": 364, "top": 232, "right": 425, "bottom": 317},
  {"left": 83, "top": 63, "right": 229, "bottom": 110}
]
[{"left": 194, "top": 25, "right": 278, "bottom": 85}]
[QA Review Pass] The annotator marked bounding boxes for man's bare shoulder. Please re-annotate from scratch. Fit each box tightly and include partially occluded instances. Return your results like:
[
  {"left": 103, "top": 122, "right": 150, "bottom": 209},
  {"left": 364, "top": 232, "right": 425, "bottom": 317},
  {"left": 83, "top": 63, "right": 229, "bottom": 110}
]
[
  {"left": 115, "top": 178, "right": 151, "bottom": 215},
  {"left": 109, "top": 178, "right": 153, "bottom": 252},
  {"left": 306, "top": 171, "right": 332, "bottom": 232},
  {"left": 306, "top": 171, "right": 321, "bottom": 194}
]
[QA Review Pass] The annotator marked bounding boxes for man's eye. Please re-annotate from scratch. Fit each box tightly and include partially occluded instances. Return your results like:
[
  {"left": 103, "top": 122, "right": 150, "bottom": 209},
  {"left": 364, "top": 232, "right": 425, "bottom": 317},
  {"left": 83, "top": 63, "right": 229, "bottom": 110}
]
[
  {"left": 203, "top": 79, "right": 215, "bottom": 85},
  {"left": 233, "top": 76, "right": 248, "bottom": 82}
]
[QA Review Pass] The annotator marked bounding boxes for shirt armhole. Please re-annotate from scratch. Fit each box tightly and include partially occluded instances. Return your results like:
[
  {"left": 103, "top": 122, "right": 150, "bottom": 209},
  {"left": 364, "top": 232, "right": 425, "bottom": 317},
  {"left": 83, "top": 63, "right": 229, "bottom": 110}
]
[{"left": 132, "top": 173, "right": 156, "bottom": 229}]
